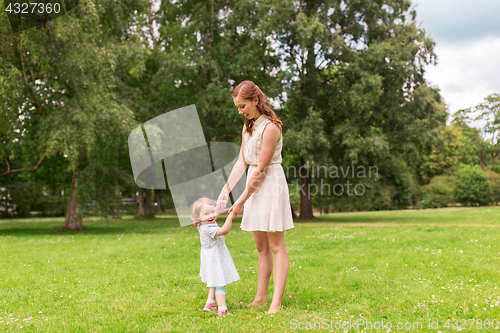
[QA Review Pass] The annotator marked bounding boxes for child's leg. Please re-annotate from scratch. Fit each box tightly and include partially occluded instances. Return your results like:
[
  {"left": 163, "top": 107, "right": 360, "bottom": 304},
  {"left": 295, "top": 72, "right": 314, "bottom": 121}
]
[
  {"left": 207, "top": 287, "right": 216, "bottom": 302},
  {"left": 203, "top": 287, "right": 217, "bottom": 311},
  {"left": 215, "top": 286, "right": 226, "bottom": 308}
]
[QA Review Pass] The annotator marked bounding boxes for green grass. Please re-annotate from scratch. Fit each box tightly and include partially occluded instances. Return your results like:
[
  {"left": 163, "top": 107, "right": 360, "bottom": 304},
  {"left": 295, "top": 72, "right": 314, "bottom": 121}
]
[{"left": 1, "top": 206, "right": 500, "bottom": 332}]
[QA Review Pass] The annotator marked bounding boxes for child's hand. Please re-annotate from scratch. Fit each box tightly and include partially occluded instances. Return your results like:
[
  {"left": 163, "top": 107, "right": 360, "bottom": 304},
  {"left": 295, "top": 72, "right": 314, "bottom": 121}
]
[
  {"left": 216, "top": 210, "right": 235, "bottom": 236},
  {"left": 226, "top": 211, "right": 236, "bottom": 222},
  {"left": 227, "top": 200, "right": 244, "bottom": 218}
]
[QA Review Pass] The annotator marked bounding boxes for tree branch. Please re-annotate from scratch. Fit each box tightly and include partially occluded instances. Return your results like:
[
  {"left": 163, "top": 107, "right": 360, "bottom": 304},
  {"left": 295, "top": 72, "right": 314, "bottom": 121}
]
[
  {"left": 17, "top": 36, "right": 32, "bottom": 89},
  {"left": 389, "top": 142, "right": 400, "bottom": 150},
  {"left": 0, "top": 151, "right": 47, "bottom": 178},
  {"left": 17, "top": 35, "right": 42, "bottom": 113},
  {"left": 389, "top": 137, "right": 417, "bottom": 150},
  {"left": 390, "top": 123, "right": 398, "bottom": 138}
]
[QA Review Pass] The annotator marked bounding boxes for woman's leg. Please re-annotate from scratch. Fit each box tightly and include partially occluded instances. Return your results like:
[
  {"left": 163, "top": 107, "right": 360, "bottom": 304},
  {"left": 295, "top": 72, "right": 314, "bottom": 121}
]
[
  {"left": 267, "top": 231, "right": 289, "bottom": 314},
  {"left": 247, "top": 231, "right": 273, "bottom": 307}
]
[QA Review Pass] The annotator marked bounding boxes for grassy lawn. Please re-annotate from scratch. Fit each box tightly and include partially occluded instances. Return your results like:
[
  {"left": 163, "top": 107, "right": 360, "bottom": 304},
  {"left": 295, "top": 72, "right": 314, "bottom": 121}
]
[{"left": 1, "top": 206, "right": 500, "bottom": 332}]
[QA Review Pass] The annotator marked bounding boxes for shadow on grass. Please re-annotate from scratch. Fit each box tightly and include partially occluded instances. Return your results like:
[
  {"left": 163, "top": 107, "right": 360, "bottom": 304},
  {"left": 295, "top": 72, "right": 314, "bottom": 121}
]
[
  {"left": 293, "top": 206, "right": 500, "bottom": 224},
  {"left": 0, "top": 216, "right": 187, "bottom": 237},
  {"left": 2, "top": 207, "right": 499, "bottom": 236},
  {"left": 294, "top": 213, "right": 404, "bottom": 224}
]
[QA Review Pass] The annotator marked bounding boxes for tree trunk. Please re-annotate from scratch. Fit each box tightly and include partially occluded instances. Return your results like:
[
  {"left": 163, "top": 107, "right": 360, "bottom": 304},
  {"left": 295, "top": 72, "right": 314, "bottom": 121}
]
[
  {"left": 113, "top": 185, "right": 121, "bottom": 219},
  {"left": 487, "top": 149, "right": 500, "bottom": 171},
  {"left": 60, "top": 169, "right": 83, "bottom": 231},
  {"left": 138, "top": 187, "right": 144, "bottom": 215},
  {"left": 298, "top": 159, "right": 315, "bottom": 219},
  {"left": 138, "top": 187, "right": 152, "bottom": 218},
  {"left": 154, "top": 189, "right": 166, "bottom": 214},
  {"left": 479, "top": 149, "right": 485, "bottom": 171},
  {"left": 297, "top": 26, "right": 318, "bottom": 220}
]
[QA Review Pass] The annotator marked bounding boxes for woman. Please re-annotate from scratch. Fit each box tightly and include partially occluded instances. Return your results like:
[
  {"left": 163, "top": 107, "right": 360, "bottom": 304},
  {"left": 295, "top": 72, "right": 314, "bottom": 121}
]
[{"left": 217, "top": 80, "right": 294, "bottom": 314}]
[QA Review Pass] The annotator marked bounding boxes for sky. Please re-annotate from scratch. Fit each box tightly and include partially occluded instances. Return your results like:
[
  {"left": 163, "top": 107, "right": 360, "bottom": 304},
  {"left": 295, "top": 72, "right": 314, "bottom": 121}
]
[{"left": 412, "top": 0, "right": 500, "bottom": 119}]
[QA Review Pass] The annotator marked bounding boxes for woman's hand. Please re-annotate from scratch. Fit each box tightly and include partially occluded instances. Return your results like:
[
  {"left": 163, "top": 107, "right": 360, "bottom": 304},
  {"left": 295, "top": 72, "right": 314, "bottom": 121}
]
[
  {"left": 227, "top": 200, "right": 244, "bottom": 218},
  {"left": 217, "top": 191, "right": 229, "bottom": 211}
]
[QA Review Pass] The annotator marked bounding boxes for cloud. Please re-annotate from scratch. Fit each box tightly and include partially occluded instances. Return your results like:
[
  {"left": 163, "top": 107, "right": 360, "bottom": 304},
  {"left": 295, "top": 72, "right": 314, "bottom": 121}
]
[
  {"left": 413, "top": 0, "right": 500, "bottom": 45},
  {"left": 424, "top": 37, "right": 500, "bottom": 113}
]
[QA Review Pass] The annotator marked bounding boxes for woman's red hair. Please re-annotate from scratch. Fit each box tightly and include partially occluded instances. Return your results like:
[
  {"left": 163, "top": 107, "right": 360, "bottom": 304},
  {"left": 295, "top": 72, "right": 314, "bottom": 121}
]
[{"left": 232, "top": 80, "right": 282, "bottom": 136}]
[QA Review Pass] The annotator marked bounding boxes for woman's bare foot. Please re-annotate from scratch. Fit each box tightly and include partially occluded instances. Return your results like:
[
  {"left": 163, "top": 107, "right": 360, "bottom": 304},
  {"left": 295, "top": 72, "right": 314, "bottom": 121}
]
[
  {"left": 247, "top": 299, "right": 267, "bottom": 307},
  {"left": 266, "top": 303, "right": 281, "bottom": 314}
]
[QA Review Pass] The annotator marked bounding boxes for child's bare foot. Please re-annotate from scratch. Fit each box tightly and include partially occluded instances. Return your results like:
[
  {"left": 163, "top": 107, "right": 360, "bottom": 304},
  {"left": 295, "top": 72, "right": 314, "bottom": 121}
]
[
  {"left": 266, "top": 303, "right": 282, "bottom": 314},
  {"left": 246, "top": 299, "right": 267, "bottom": 307}
]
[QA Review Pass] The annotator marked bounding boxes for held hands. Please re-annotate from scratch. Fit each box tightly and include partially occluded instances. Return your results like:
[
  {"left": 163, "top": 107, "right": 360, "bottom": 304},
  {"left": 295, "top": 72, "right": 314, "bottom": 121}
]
[
  {"left": 225, "top": 211, "right": 235, "bottom": 224},
  {"left": 227, "top": 200, "right": 244, "bottom": 218},
  {"left": 216, "top": 206, "right": 236, "bottom": 236}
]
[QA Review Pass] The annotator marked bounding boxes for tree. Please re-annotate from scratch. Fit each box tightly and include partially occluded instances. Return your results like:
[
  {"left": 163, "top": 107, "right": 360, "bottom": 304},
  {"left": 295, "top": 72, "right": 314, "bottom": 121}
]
[
  {"left": 114, "top": 0, "right": 282, "bottom": 218},
  {"left": 419, "top": 126, "right": 464, "bottom": 183},
  {"left": 0, "top": 0, "right": 145, "bottom": 229},
  {"left": 454, "top": 164, "right": 492, "bottom": 206},
  {"left": 263, "top": 0, "right": 446, "bottom": 217},
  {"left": 154, "top": 0, "right": 281, "bottom": 143},
  {"left": 453, "top": 93, "right": 500, "bottom": 171}
]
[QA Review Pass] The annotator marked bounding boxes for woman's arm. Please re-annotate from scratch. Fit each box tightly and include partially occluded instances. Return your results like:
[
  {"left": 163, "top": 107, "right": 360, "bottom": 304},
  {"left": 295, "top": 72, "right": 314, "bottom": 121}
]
[
  {"left": 217, "top": 128, "right": 247, "bottom": 209},
  {"left": 221, "top": 140, "right": 247, "bottom": 195},
  {"left": 229, "top": 123, "right": 281, "bottom": 214}
]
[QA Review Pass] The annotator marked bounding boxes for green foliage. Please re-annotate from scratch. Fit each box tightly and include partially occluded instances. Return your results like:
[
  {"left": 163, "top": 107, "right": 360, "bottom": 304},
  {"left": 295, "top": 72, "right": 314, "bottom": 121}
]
[
  {"left": 269, "top": 0, "right": 447, "bottom": 213},
  {"left": 419, "top": 175, "right": 456, "bottom": 209},
  {"left": 487, "top": 171, "right": 500, "bottom": 205},
  {"left": 37, "top": 194, "right": 69, "bottom": 217},
  {"left": 1, "top": 0, "right": 146, "bottom": 223},
  {"left": 456, "top": 125, "right": 481, "bottom": 166},
  {"left": 454, "top": 165, "right": 492, "bottom": 206},
  {"left": 0, "top": 0, "right": 475, "bottom": 218},
  {"left": 331, "top": 181, "right": 398, "bottom": 212},
  {"left": 453, "top": 93, "right": 500, "bottom": 171},
  {"left": 388, "top": 158, "right": 418, "bottom": 208},
  {"left": 148, "top": 0, "right": 281, "bottom": 143},
  {"left": 419, "top": 126, "right": 464, "bottom": 183},
  {"left": 284, "top": 109, "right": 330, "bottom": 164},
  {"left": 0, "top": 179, "right": 31, "bottom": 218}
]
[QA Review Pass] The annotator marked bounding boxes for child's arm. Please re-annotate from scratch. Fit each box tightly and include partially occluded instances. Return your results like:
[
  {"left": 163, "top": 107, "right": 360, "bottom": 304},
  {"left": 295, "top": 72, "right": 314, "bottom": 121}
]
[{"left": 215, "top": 212, "right": 235, "bottom": 236}]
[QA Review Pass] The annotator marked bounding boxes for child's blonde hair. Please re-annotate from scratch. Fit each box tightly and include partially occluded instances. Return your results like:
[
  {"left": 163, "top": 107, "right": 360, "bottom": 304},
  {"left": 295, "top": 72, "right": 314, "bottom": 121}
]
[{"left": 191, "top": 197, "right": 217, "bottom": 229}]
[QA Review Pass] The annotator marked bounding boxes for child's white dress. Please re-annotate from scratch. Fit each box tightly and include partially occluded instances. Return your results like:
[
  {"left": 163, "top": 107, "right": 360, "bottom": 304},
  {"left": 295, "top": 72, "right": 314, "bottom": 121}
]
[
  {"left": 240, "top": 115, "right": 294, "bottom": 232},
  {"left": 198, "top": 222, "right": 240, "bottom": 287}
]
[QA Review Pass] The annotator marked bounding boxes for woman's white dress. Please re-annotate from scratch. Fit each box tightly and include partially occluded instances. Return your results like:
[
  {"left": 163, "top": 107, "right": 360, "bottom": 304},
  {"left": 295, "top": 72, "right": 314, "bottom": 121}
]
[
  {"left": 240, "top": 115, "right": 294, "bottom": 232},
  {"left": 198, "top": 222, "right": 240, "bottom": 287}
]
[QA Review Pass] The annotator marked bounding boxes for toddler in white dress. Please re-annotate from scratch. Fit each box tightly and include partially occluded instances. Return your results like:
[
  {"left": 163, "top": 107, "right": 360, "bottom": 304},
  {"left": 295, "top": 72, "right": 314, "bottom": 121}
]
[{"left": 192, "top": 197, "right": 240, "bottom": 316}]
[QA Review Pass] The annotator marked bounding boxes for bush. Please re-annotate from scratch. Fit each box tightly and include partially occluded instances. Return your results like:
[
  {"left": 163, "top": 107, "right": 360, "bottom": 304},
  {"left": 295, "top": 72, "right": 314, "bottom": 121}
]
[
  {"left": 330, "top": 181, "right": 397, "bottom": 212},
  {"left": 419, "top": 175, "right": 456, "bottom": 208},
  {"left": 38, "top": 195, "right": 68, "bottom": 217},
  {"left": 454, "top": 165, "right": 492, "bottom": 206},
  {"left": 487, "top": 171, "right": 500, "bottom": 205}
]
